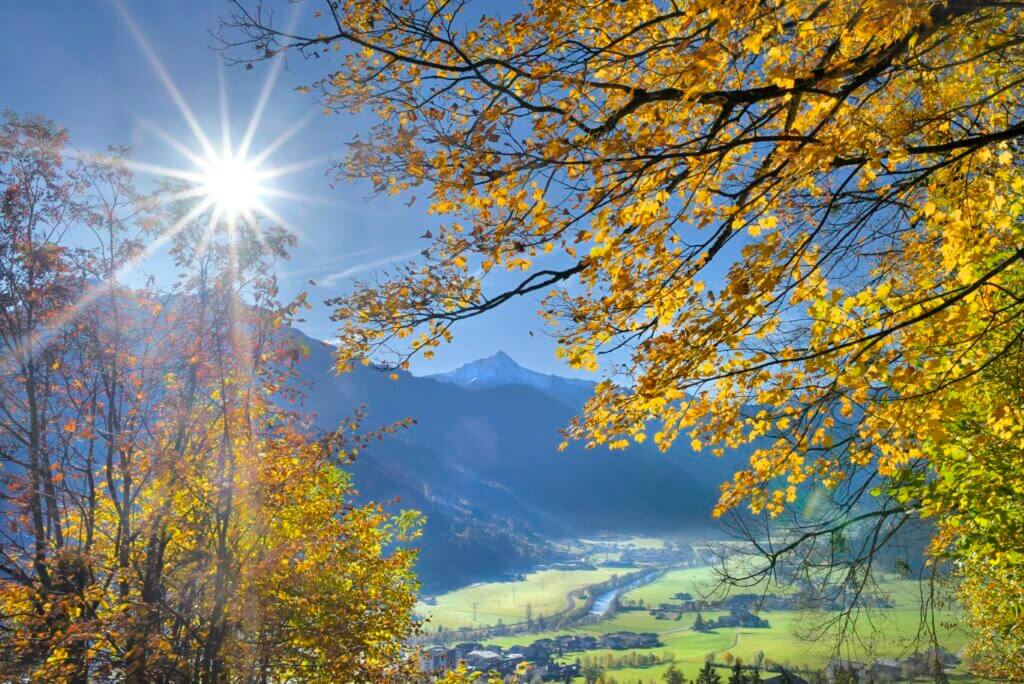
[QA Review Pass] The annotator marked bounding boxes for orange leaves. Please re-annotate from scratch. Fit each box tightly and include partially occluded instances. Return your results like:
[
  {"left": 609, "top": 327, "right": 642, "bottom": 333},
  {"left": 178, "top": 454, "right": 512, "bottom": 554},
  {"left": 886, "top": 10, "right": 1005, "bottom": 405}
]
[{"left": 0, "top": 116, "right": 422, "bottom": 679}]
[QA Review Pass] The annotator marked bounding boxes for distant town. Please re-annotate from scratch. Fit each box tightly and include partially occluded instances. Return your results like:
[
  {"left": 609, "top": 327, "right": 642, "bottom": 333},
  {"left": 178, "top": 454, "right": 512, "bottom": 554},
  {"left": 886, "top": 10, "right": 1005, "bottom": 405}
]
[{"left": 420, "top": 632, "right": 662, "bottom": 680}]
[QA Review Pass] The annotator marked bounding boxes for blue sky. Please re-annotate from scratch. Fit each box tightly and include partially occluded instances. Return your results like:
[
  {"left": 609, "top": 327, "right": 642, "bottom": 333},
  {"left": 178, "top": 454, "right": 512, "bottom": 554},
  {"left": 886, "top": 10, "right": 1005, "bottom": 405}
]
[{"left": 1, "top": 1, "right": 583, "bottom": 377}]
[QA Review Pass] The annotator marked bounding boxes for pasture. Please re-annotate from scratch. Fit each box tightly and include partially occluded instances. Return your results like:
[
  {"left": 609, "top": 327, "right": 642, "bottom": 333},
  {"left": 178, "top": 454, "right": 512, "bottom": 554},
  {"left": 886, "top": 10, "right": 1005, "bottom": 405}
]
[
  {"left": 422, "top": 538, "right": 973, "bottom": 681},
  {"left": 417, "top": 566, "right": 637, "bottom": 630}
]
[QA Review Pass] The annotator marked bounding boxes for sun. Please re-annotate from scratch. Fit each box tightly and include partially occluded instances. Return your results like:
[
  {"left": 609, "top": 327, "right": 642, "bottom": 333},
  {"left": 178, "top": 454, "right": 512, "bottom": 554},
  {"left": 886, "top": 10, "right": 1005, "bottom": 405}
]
[
  {"left": 104, "top": 0, "right": 321, "bottom": 259},
  {"left": 198, "top": 153, "right": 264, "bottom": 220}
]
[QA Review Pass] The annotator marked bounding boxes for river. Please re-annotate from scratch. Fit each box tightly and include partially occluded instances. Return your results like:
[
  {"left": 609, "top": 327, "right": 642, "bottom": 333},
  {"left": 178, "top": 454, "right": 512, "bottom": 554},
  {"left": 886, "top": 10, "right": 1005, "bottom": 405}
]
[{"left": 588, "top": 570, "right": 662, "bottom": 616}]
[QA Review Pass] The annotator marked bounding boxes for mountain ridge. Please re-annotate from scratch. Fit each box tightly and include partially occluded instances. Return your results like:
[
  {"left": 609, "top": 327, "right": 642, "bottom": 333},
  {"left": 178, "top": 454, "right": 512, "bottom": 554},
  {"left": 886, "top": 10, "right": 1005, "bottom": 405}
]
[
  {"left": 426, "top": 350, "right": 597, "bottom": 408},
  {"left": 288, "top": 332, "right": 745, "bottom": 593}
]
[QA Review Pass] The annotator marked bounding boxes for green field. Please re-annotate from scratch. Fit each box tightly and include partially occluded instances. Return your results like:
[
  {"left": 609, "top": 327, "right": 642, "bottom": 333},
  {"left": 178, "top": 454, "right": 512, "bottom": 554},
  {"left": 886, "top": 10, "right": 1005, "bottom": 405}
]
[
  {"left": 587, "top": 568, "right": 970, "bottom": 676},
  {"left": 422, "top": 548, "right": 973, "bottom": 681},
  {"left": 417, "top": 566, "right": 637, "bottom": 630},
  {"left": 565, "top": 536, "right": 671, "bottom": 564},
  {"left": 621, "top": 566, "right": 720, "bottom": 605}
]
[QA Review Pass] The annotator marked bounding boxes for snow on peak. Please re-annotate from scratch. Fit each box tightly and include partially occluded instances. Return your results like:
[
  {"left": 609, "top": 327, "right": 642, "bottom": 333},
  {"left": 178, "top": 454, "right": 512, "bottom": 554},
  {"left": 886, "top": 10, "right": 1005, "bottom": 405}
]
[{"left": 425, "top": 351, "right": 594, "bottom": 407}]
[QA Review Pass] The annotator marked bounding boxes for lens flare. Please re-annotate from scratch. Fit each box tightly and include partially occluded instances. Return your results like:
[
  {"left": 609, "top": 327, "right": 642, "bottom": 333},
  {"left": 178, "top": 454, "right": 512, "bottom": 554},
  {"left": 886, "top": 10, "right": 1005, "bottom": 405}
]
[
  {"left": 199, "top": 154, "right": 263, "bottom": 219},
  {"left": 107, "top": 0, "right": 319, "bottom": 247}
]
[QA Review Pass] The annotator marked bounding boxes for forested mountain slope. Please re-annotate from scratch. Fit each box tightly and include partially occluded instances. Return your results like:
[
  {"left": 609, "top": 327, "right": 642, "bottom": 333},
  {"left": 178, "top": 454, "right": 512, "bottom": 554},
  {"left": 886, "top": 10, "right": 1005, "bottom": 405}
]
[{"left": 291, "top": 332, "right": 741, "bottom": 592}]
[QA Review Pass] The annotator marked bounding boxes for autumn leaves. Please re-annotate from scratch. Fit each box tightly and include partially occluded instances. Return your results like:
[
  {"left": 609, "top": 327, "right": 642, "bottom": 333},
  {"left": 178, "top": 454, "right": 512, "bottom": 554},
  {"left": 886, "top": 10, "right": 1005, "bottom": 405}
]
[{"left": 219, "top": 0, "right": 1024, "bottom": 674}]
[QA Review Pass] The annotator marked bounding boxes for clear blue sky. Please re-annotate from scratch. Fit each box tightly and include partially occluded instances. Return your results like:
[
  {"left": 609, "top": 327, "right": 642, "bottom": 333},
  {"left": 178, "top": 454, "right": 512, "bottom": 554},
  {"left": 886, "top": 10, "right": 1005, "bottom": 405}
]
[{"left": 1, "top": 1, "right": 585, "bottom": 377}]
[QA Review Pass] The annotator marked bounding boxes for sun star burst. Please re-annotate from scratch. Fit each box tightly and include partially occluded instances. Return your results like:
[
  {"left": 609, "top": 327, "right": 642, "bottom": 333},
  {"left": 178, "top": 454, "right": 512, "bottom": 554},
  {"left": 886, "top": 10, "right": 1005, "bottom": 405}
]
[
  {"left": 198, "top": 153, "right": 264, "bottom": 220},
  {"left": 106, "top": 0, "right": 322, "bottom": 259}
]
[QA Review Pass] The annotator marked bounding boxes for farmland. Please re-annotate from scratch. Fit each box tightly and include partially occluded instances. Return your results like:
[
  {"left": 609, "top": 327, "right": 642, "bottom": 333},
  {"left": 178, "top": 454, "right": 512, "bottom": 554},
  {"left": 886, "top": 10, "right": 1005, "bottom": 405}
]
[
  {"left": 417, "top": 566, "right": 636, "bottom": 630},
  {"left": 418, "top": 538, "right": 973, "bottom": 682}
]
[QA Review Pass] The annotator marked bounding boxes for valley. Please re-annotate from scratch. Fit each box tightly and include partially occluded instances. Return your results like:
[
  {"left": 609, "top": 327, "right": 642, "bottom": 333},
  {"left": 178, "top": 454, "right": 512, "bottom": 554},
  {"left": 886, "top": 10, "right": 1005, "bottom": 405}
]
[
  {"left": 292, "top": 338, "right": 742, "bottom": 593},
  {"left": 416, "top": 537, "right": 973, "bottom": 683},
  {"left": 292, "top": 343, "right": 972, "bottom": 681}
]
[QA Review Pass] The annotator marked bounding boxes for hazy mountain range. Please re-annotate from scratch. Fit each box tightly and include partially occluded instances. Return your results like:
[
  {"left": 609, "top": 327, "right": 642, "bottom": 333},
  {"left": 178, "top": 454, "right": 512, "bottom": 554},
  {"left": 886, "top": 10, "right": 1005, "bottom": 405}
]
[{"left": 290, "top": 330, "right": 744, "bottom": 593}]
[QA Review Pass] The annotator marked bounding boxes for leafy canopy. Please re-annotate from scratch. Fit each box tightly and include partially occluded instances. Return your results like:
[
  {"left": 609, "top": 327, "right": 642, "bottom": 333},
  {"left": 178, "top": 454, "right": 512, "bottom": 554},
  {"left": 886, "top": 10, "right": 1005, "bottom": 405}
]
[
  {"left": 222, "top": 0, "right": 1024, "bottom": 673},
  {"left": 0, "top": 112, "right": 421, "bottom": 683}
]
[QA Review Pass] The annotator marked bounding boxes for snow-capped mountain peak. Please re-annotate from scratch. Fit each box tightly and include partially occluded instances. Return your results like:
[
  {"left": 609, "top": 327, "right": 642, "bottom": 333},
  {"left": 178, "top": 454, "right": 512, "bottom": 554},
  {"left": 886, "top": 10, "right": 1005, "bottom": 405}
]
[{"left": 426, "top": 351, "right": 595, "bottom": 407}]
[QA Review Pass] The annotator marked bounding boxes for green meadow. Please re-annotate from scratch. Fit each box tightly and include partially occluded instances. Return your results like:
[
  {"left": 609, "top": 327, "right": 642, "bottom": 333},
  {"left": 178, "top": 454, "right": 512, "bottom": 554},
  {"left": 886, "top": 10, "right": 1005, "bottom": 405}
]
[
  {"left": 417, "top": 566, "right": 637, "bottom": 630},
  {"left": 422, "top": 540, "right": 973, "bottom": 681}
]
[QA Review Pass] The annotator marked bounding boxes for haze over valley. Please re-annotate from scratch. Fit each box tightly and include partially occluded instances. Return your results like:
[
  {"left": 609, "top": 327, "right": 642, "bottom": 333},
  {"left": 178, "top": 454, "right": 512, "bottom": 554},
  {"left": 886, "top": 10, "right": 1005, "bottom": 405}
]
[{"left": 292, "top": 332, "right": 740, "bottom": 593}]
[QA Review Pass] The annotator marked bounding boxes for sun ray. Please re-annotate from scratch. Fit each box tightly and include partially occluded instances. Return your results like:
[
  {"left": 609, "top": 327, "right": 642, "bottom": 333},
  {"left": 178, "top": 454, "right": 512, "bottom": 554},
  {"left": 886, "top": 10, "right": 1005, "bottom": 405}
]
[
  {"left": 257, "top": 186, "right": 333, "bottom": 206},
  {"left": 152, "top": 185, "right": 212, "bottom": 205},
  {"left": 113, "top": 0, "right": 217, "bottom": 161},
  {"left": 237, "top": 56, "right": 284, "bottom": 162},
  {"left": 107, "top": 0, "right": 315, "bottom": 282},
  {"left": 115, "top": 195, "right": 218, "bottom": 281},
  {"left": 239, "top": 208, "right": 274, "bottom": 257},
  {"left": 247, "top": 110, "right": 316, "bottom": 168},
  {"left": 237, "top": 3, "right": 303, "bottom": 161},
  {"left": 250, "top": 198, "right": 307, "bottom": 241},
  {"left": 218, "top": 63, "right": 233, "bottom": 160},
  {"left": 189, "top": 209, "right": 219, "bottom": 267},
  {"left": 61, "top": 148, "right": 205, "bottom": 185},
  {"left": 3, "top": 3, "right": 316, "bottom": 383},
  {"left": 0, "top": 195, "right": 217, "bottom": 375},
  {"left": 120, "top": 159, "right": 206, "bottom": 184},
  {"left": 202, "top": 205, "right": 225, "bottom": 259},
  {"left": 255, "top": 157, "right": 328, "bottom": 182},
  {"left": 137, "top": 118, "right": 208, "bottom": 169}
]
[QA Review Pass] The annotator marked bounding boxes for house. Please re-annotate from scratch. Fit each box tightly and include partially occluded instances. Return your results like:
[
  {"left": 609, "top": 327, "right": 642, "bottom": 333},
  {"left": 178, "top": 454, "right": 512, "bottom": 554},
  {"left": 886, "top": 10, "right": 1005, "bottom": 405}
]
[
  {"left": 420, "top": 629, "right": 664, "bottom": 678},
  {"left": 453, "top": 642, "right": 484, "bottom": 658},
  {"left": 540, "top": 661, "right": 580, "bottom": 682},
  {"left": 420, "top": 645, "right": 454, "bottom": 673},
  {"left": 723, "top": 593, "right": 762, "bottom": 610},
  {"left": 507, "top": 643, "right": 547, "bottom": 661},
  {"left": 904, "top": 646, "right": 960, "bottom": 675},
  {"left": 529, "top": 637, "right": 559, "bottom": 658},
  {"left": 598, "top": 631, "right": 660, "bottom": 649},
  {"left": 504, "top": 653, "right": 526, "bottom": 667},
  {"left": 826, "top": 660, "right": 867, "bottom": 683},
  {"left": 709, "top": 607, "right": 770, "bottom": 629},
  {"left": 551, "top": 633, "right": 597, "bottom": 653},
  {"left": 464, "top": 649, "right": 503, "bottom": 671}
]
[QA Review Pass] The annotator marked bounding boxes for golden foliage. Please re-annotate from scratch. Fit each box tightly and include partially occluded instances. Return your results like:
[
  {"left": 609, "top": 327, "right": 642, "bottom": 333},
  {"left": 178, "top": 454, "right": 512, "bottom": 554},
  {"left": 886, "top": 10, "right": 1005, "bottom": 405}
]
[
  {"left": 221, "top": 0, "right": 1024, "bottom": 671},
  {"left": 0, "top": 115, "right": 421, "bottom": 682}
]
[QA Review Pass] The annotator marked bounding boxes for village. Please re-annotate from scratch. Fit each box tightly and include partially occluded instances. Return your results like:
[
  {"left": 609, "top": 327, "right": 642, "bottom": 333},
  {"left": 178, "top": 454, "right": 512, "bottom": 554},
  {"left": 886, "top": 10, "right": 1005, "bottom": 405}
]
[
  {"left": 416, "top": 540, "right": 968, "bottom": 682},
  {"left": 419, "top": 631, "right": 662, "bottom": 680}
]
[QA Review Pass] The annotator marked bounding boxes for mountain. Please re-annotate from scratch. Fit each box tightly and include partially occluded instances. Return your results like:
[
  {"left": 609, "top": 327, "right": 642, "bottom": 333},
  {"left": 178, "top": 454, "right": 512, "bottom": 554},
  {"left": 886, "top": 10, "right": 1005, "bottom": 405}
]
[
  {"left": 55, "top": 289, "right": 735, "bottom": 594},
  {"left": 427, "top": 350, "right": 596, "bottom": 407},
  {"left": 288, "top": 332, "right": 744, "bottom": 593}
]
